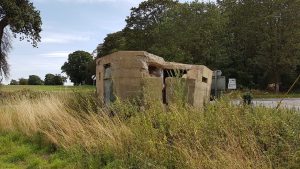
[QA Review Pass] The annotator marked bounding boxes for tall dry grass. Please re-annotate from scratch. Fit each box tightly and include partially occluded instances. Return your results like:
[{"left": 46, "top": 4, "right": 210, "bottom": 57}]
[
  {"left": 0, "top": 91, "right": 300, "bottom": 168},
  {"left": 0, "top": 94, "right": 132, "bottom": 154}
]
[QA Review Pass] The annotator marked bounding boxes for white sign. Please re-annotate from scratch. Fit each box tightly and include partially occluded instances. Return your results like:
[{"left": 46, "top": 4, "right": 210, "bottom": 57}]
[{"left": 228, "top": 78, "right": 237, "bottom": 90}]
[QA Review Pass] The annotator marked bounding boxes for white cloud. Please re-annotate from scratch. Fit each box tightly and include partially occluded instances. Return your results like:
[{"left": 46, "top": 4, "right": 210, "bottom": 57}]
[
  {"left": 41, "top": 51, "right": 71, "bottom": 58},
  {"left": 32, "top": 0, "right": 141, "bottom": 4},
  {"left": 42, "top": 33, "right": 90, "bottom": 44}
]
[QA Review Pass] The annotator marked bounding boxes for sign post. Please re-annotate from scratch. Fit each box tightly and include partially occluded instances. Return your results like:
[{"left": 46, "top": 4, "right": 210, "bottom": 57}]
[
  {"left": 214, "top": 71, "right": 218, "bottom": 97},
  {"left": 212, "top": 70, "right": 224, "bottom": 98},
  {"left": 228, "top": 78, "right": 237, "bottom": 90}
]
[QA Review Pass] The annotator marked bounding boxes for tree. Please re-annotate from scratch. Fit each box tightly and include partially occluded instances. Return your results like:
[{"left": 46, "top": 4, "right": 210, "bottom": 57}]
[
  {"left": 97, "top": 0, "right": 300, "bottom": 91},
  {"left": 44, "top": 73, "right": 55, "bottom": 85},
  {"left": 0, "top": 30, "right": 11, "bottom": 79},
  {"left": 86, "top": 60, "right": 96, "bottom": 85},
  {"left": 10, "top": 79, "right": 18, "bottom": 85},
  {"left": 100, "top": 1, "right": 227, "bottom": 67},
  {"left": 0, "top": 0, "right": 42, "bottom": 79},
  {"left": 218, "top": 0, "right": 300, "bottom": 91},
  {"left": 28, "top": 75, "right": 43, "bottom": 85},
  {"left": 255, "top": 0, "right": 300, "bottom": 92},
  {"left": 45, "top": 73, "right": 66, "bottom": 85},
  {"left": 124, "top": 0, "right": 179, "bottom": 50},
  {"left": 97, "top": 31, "right": 127, "bottom": 57},
  {"left": 149, "top": 2, "right": 228, "bottom": 66},
  {"left": 61, "top": 51, "right": 94, "bottom": 85},
  {"left": 18, "top": 78, "right": 28, "bottom": 85},
  {"left": 52, "top": 74, "right": 66, "bottom": 85}
]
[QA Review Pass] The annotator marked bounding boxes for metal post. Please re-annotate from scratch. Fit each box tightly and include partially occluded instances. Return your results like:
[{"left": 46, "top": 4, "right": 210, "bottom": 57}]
[{"left": 214, "top": 71, "right": 218, "bottom": 98}]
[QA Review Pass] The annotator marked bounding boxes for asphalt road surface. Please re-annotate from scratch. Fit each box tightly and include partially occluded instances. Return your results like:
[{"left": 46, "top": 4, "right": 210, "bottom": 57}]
[{"left": 235, "top": 98, "right": 300, "bottom": 110}]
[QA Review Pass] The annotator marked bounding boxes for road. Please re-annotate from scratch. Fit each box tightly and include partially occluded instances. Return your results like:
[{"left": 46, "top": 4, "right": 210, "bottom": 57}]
[{"left": 234, "top": 98, "right": 300, "bottom": 110}]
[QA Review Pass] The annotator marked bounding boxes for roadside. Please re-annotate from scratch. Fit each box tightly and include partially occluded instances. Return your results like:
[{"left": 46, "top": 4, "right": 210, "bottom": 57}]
[
  {"left": 225, "top": 90, "right": 300, "bottom": 110},
  {"left": 232, "top": 98, "right": 300, "bottom": 110}
]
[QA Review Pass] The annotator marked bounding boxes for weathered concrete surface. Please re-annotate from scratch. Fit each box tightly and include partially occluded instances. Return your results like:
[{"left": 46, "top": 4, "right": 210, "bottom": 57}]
[{"left": 96, "top": 51, "right": 213, "bottom": 108}]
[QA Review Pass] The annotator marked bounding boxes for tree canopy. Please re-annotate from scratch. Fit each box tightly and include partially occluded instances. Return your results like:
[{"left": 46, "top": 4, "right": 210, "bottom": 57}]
[
  {"left": 61, "top": 51, "right": 95, "bottom": 85},
  {"left": 0, "top": 0, "right": 42, "bottom": 79},
  {"left": 219, "top": 0, "right": 300, "bottom": 91},
  {"left": 9, "top": 79, "right": 18, "bottom": 85},
  {"left": 18, "top": 78, "right": 28, "bottom": 85},
  {"left": 44, "top": 74, "right": 66, "bottom": 85},
  {"left": 124, "top": 0, "right": 179, "bottom": 51},
  {"left": 98, "top": 0, "right": 300, "bottom": 92},
  {"left": 28, "top": 75, "right": 43, "bottom": 85}
]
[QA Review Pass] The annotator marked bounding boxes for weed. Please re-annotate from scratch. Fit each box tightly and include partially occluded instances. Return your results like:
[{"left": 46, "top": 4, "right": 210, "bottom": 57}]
[{"left": 1, "top": 91, "right": 300, "bottom": 168}]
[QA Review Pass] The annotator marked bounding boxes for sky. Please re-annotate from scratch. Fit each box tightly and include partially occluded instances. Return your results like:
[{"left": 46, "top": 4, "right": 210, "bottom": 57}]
[{"left": 4, "top": 0, "right": 193, "bottom": 85}]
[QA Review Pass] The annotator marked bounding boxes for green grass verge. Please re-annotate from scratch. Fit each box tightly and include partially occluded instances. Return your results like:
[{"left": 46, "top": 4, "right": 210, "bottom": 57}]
[
  {"left": 0, "top": 132, "right": 74, "bottom": 169},
  {"left": 0, "top": 85, "right": 95, "bottom": 92}
]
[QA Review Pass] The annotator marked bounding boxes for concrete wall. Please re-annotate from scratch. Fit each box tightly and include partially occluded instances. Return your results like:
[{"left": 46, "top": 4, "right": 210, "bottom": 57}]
[
  {"left": 96, "top": 51, "right": 213, "bottom": 108},
  {"left": 96, "top": 51, "right": 148, "bottom": 101}
]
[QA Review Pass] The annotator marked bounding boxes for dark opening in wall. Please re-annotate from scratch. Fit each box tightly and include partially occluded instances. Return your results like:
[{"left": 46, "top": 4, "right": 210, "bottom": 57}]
[
  {"left": 148, "top": 65, "right": 162, "bottom": 77},
  {"left": 163, "top": 69, "right": 188, "bottom": 78},
  {"left": 202, "top": 77, "right": 208, "bottom": 83}
]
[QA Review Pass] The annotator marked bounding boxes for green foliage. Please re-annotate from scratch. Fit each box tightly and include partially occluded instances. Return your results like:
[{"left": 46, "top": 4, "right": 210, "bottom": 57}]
[
  {"left": 99, "top": 0, "right": 300, "bottom": 91},
  {"left": 28, "top": 75, "right": 43, "bottom": 85},
  {"left": 124, "top": 0, "right": 179, "bottom": 51},
  {"left": 9, "top": 79, "right": 18, "bottom": 85},
  {"left": 44, "top": 73, "right": 66, "bottom": 85},
  {"left": 18, "top": 78, "right": 28, "bottom": 85},
  {"left": 61, "top": 51, "right": 95, "bottom": 85},
  {"left": 0, "top": 0, "right": 42, "bottom": 78},
  {"left": 219, "top": 0, "right": 300, "bottom": 91},
  {"left": 150, "top": 2, "right": 228, "bottom": 66},
  {"left": 97, "top": 31, "right": 127, "bottom": 57},
  {"left": 44, "top": 73, "right": 55, "bottom": 85},
  {"left": 0, "top": 0, "right": 42, "bottom": 46}
]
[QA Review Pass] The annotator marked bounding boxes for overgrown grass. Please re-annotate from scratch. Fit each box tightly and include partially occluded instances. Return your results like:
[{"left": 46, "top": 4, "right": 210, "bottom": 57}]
[{"left": 1, "top": 90, "right": 300, "bottom": 168}]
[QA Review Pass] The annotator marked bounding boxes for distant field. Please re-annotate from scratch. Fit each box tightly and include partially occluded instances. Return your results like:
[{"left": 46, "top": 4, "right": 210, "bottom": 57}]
[
  {"left": 0, "top": 85, "right": 96, "bottom": 92},
  {"left": 3, "top": 85, "right": 300, "bottom": 99}
]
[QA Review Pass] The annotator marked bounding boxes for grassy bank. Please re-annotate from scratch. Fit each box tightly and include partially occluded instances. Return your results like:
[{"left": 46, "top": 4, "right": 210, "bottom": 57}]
[
  {"left": 0, "top": 85, "right": 95, "bottom": 92},
  {"left": 0, "top": 91, "right": 300, "bottom": 168}
]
